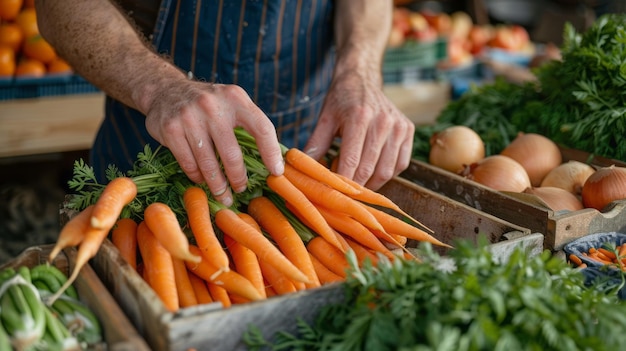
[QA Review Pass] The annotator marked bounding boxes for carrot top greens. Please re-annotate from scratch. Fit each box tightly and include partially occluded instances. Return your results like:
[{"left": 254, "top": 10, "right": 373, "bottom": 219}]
[{"left": 245, "top": 237, "right": 626, "bottom": 351}]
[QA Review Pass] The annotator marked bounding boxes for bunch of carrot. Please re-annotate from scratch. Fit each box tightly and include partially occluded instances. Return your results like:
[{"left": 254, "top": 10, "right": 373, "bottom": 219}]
[
  {"left": 568, "top": 244, "right": 626, "bottom": 270},
  {"left": 53, "top": 128, "right": 450, "bottom": 312}
]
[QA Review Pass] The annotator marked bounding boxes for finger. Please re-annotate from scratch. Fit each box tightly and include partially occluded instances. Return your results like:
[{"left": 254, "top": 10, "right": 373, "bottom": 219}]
[
  {"left": 243, "top": 115, "right": 285, "bottom": 176},
  {"left": 333, "top": 118, "right": 368, "bottom": 181},
  {"left": 209, "top": 127, "right": 248, "bottom": 194},
  {"left": 189, "top": 134, "right": 234, "bottom": 206},
  {"left": 303, "top": 111, "right": 337, "bottom": 164}
]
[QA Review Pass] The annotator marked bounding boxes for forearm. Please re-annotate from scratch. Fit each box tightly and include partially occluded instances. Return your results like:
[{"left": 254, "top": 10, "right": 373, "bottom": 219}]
[
  {"left": 332, "top": 0, "right": 392, "bottom": 86},
  {"left": 35, "top": 0, "right": 187, "bottom": 113}
]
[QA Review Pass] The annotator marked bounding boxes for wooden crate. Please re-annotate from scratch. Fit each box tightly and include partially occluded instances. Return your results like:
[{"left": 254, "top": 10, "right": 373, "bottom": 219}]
[
  {"left": 400, "top": 147, "right": 626, "bottom": 251},
  {"left": 0, "top": 244, "right": 150, "bottom": 351},
  {"left": 88, "top": 176, "right": 537, "bottom": 351}
]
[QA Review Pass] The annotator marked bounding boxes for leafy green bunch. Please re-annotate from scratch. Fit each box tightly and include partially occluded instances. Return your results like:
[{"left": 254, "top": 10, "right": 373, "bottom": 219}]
[{"left": 247, "top": 237, "right": 626, "bottom": 351}]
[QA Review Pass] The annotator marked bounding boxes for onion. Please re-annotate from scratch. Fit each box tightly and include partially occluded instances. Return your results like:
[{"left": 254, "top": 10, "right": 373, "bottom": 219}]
[
  {"left": 460, "top": 155, "right": 531, "bottom": 192},
  {"left": 540, "top": 160, "right": 595, "bottom": 196},
  {"left": 429, "top": 125, "right": 485, "bottom": 173},
  {"left": 523, "top": 186, "right": 584, "bottom": 212},
  {"left": 581, "top": 165, "right": 626, "bottom": 211},
  {"left": 500, "top": 132, "right": 562, "bottom": 187}
]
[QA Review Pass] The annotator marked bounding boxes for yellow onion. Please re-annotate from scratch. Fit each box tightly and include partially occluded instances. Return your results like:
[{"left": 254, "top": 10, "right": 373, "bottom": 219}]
[
  {"left": 523, "top": 186, "right": 584, "bottom": 212},
  {"left": 581, "top": 165, "right": 626, "bottom": 211},
  {"left": 460, "top": 155, "right": 531, "bottom": 192},
  {"left": 540, "top": 160, "right": 595, "bottom": 197},
  {"left": 500, "top": 132, "right": 562, "bottom": 187},
  {"left": 429, "top": 125, "right": 485, "bottom": 173}
]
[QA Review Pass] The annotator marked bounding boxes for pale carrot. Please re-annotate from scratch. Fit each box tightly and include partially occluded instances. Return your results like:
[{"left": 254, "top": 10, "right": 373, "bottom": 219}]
[
  {"left": 207, "top": 282, "right": 232, "bottom": 308},
  {"left": 90, "top": 177, "right": 137, "bottom": 230},
  {"left": 259, "top": 259, "right": 297, "bottom": 295},
  {"left": 224, "top": 234, "right": 266, "bottom": 299},
  {"left": 364, "top": 205, "right": 452, "bottom": 248},
  {"left": 283, "top": 164, "right": 385, "bottom": 233},
  {"left": 285, "top": 148, "right": 360, "bottom": 196},
  {"left": 188, "top": 272, "right": 213, "bottom": 305},
  {"left": 48, "top": 205, "right": 94, "bottom": 263},
  {"left": 183, "top": 186, "right": 230, "bottom": 272},
  {"left": 315, "top": 204, "right": 395, "bottom": 260},
  {"left": 136, "top": 221, "right": 179, "bottom": 312},
  {"left": 308, "top": 253, "right": 344, "bottom": 285},
  {"left": 172, "top": 258, "right": 199, "bottom": 308},
  {"left": 266, "top": 174, "right": 345, "bottom": 251},
  {"left": 185, "top": 245, "right": 263, "bottom": 301},
  {"left": 214, "top": 208, "right": 310, "bottom": 284},
  {"left": 248, "top": 196, "right": 321, "bottom": 289},
  {"left": 144, "top": 202, "right": 201, "bottom": 263},
  {"left": 307, "top": 236, "right": 350, "bottom": 278},
  {"left": 111, "top": 217, "right": 138, "bottom": 270}
]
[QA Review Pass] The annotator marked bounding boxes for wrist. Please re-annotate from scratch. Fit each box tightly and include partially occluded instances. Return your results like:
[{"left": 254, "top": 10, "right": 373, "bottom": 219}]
[
  {"left": 333, "top": 44, "right": 384, "bottom": 87},
  {"left": 129, "top": 53, "right": 188, "bottom": 114}
]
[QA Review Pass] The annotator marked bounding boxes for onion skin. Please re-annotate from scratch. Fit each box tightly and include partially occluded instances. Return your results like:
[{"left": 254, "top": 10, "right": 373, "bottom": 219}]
[
  {"left": 540, "top": 161, "right": 595, "bottom": 197},
  {"left": 461, "top": 155, "right": 531, "bottom": 192},
  {"left": 581, "top": 165, "right": 626, "bottom": 211},
  {"left": 523, "top": 186, "right": 584, "bottom": 212},
  {"left": 500, "top": 132, "right": 562, "bottom": 187},
  {"left": 429, "top": 125, "right": 485, "bottom": 173}
]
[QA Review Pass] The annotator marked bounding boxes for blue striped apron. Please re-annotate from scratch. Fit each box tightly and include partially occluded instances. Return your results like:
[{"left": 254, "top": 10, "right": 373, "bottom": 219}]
[{"left": 90, "top": 0, "right": 335, "bottom": 181}]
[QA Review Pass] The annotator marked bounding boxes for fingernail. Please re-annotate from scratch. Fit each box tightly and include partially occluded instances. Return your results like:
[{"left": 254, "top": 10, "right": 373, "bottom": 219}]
[
  {"left": 221, "top": 195, "right": 233, "bottom": 208},
  {"left": 273, "top": 161, "right": 284, "bottom": 175}
]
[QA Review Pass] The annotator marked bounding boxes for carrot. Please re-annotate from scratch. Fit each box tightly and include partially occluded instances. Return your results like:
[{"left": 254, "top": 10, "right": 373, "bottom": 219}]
[
  {"left": 598, "top": 248, "right": 617, "bottom": 261},
  {"left": 283, "top": 164, "right": 385, "bottom": 233},
  {"left": 188, "top": 272, "right": 213, "bottom": 305},
  {"left": 618, "top": 244, "right": 626, "bottom": 258},
  {"left": 344, "top": 236, "right": 380, "bottom": 266},
  {"left": 248, "top": 196, "right": 321, "bottom": 289},
  {"left": 334, "top": 172, "right": 433, "bottom": 233},
  {"left": 111, "top": 217, "right": 138, "bottom": 270},
  {"left": 90, "top": 176, "right": 137, "bottom": 230},
  {"left": 172, "top": 258, "right": 199, "bottom": 308},
  {"left": 46, "top": 213, "right": 113, "bottom": 305},
  {"left": 224, "top": 234, "right": 266, "bottom": 299},
  {"left": 207, "top": 282, "right": 232, "bottom": 308},
  {"left": 214, "top": 208, "right": 310, "bottom": 284},
  {"left": 364, "top": 205, "right": 452, "bottom": 248},
  {"left": 258, "top": 259, "right": 298, "bottom": 295},
  {"left": 315, "top": 204, "right": 395, "bottom": 260},
  {"left": 266, "top": 174, "right": 345, "bottom": 251},
  {"left": 568, "top": 253, "right": 583, "bottom": 267},
  {"left": 49, "top": 205, "right": 94, "bottom": 263},
  {"left": 308, "top": 253, "right": 344, "bottom": 284},
  {"left": 307, "top": 236, "right": 350, "bottom": 278},
  {"left": 229, "top": 293, "right": 252, "bottom": 305},
  {"left": 144, "top": 202, "right": 201, "bottom": 263},
  {"left": 183, "top": 186, "right": 230, "bottom": 272},
  {"left": 285, "top": 147, "right": 360, "bottom": 196},
  {"left": 185, "top": 245, "right": 263, "bottom": 301},
  {"left": 136, "top": 221, "right": 179, "bottom": 312},
  {"left": 265, "top": 283, "right": 278, "bottom": 298},
  {"left": 284, "top": 201, "right": 350, "bottom": 253}
]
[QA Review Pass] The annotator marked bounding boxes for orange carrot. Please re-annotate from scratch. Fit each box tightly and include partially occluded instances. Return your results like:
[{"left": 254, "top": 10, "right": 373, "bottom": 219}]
[
  {"left": 598, "top": 248, "right": 617, "bottom": 261},
  {"left": 224, "top": 234, "right": 266, "bottom": 299},
  {"left": 207, "top": 282, "right": 232, "bottom": 308},
  {"left": 229, "top": 293, "right": 252, "bottom": 305},
  {"left": 185, "top": 245, "right": 263, "bottom": 301},
  {"left": 214, "top": 208, "right": 310, "bottom": 284},
  {"left": 283, "top": 164, "right": 385, "bottom": 233},
  {"left": 144, "top": 202, "right": 201, "bottom": 263},
  {"left": 266, "top": 174, "right": 345, "bottom": 251},
  {"left": 619, "top": 244, "right": 626, "bottom": 258},
  {"left": 248, "top": 196, "right": 321, "bottom": 289},
  {"left": 188, "top": 272, "right": 213, "bottom": 305},
  {"left": 183, "top": 186, "right": 230, "bottom": 272},
  {"left": 568, "top": 253, "right": 583, "bottom": 267},
  {"left": 136, "top": 221, "right": 179, "bottom": 312},
  {"left": 172, "top": 258, "right": 199, "bottom": 308},
  {"left": 265, "top": 283, "right": 278, "bottom": 298},
  {"left": 90, "top": 177, "right": 137, "bottom": 230},
  {"left": 284, "top": 201, "right": 350, "bottom": 253},
  {"left": 258, "top": 259, "right": 298, "bottom": 295},
  {"left": 344, "top": 236, "right": 380, "bottom": 266},
  {"left": 111, "top": 217, "right": 138, "bottom": 270},
  {"left": 307, "top": 236, "right": 350, "bottom": 278},
  {"left": 308, "top": 253, "right": 344, "bottom": 285},
  {"left": 49, "top": 205, "right": 94, "bottom": 263},
  {"left": 285, "top": 148, "right": 360, "bottom": 196},
  {"left": 334, "top": 172, "right": 433, "bottom": 233},
  {"left": 315, "top": 204, "right": 395, "bottom": 260},
  {"left": 364, "top": 205, "right": 451, "bottom": 248}
]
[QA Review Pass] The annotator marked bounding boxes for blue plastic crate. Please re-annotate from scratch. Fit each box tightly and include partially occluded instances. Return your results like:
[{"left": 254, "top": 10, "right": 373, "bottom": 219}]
[{"left": 0, "top": 74, "right": 99, "bottom": 101}]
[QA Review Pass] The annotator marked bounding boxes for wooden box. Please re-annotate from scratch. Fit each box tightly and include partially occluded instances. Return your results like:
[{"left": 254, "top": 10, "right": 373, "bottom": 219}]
[
  {"left": 0, "top": 244, "right": 150, "bottom": 351},
  {"left": 89, "top": 176, "right": 539, "bottom": 351},
  {"left": 400, "top": 148, "right": 626, "bottom": 251}
]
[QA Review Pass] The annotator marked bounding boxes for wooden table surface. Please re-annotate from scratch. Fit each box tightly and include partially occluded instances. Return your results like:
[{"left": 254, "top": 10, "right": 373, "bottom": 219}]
[{"left": 0, "top": 82, "right": 450, "bottom": 159}]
